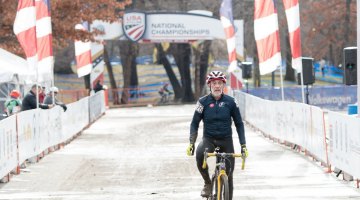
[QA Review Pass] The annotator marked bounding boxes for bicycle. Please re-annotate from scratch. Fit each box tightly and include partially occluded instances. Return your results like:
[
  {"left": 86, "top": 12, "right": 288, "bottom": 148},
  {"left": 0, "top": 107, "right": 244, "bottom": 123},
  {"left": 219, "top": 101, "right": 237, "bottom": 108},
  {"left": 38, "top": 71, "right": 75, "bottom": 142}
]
[
  {"left": 202, "top": 147, "right": 246, "bottom": 200},
  {"left": 158, "top": 92, "right": 173, "bottom": 104}
]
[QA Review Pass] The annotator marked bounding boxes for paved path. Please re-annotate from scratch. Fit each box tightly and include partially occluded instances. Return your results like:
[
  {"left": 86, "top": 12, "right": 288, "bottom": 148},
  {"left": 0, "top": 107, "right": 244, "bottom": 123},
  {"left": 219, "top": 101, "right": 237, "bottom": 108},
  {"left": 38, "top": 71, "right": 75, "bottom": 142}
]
[{"left": 0, "top": 105, "right": 359, "bottom": 199}]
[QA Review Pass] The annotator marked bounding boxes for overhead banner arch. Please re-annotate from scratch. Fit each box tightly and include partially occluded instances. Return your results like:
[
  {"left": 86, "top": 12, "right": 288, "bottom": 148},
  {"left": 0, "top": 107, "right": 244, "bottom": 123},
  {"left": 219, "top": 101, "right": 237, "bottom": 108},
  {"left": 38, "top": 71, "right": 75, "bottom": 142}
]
[
  {"left": 138, "top": 12, "right": 225, "bottom": 42},
  {"left": 91, "top": 11, "right": 243, "bottom": 59},
  {"left": 92, "top": 11, "right": 243, "bottom": 44}
]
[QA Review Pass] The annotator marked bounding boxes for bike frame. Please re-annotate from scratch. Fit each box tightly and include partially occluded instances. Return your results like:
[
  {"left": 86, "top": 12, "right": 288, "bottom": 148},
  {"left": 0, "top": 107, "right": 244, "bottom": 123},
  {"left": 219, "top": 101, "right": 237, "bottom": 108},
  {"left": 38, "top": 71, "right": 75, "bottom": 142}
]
[
  {"left": 203, "top": 148, "right": 245, "bottom": 200},
  {"left": 216, "top": 160, "right": 227, "bottom": 200}
]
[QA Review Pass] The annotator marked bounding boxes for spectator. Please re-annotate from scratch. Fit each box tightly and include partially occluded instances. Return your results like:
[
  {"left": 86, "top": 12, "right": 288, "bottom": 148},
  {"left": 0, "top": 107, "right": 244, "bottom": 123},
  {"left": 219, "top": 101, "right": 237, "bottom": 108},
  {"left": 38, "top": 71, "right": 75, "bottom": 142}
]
[
  {"left": 94, "top": 80, "right": 107, "bottom": 93},
  {"left": 319, "top": 58, "right": 326, "bottom": 77},
  {"left": 43, "top": 86, "right": 67, "bottom": 112},
  {"left": 4, "top": 89, "right": 22, "bottom": 116},
  {"left": 38, "top": 86, "right": 46, "bottom": 103},
  {"left": 21, "top": 84, "right": 54, "bottom": 111}
]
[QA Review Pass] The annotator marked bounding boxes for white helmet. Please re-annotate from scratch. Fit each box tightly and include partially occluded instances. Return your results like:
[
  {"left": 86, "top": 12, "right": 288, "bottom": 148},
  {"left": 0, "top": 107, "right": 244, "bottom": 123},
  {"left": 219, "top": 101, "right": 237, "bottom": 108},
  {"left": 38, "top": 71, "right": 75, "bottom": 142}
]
[
  {"left": 206, "top": 71, "right": 227, "bottom": 84},
  {"left": 49, "top": 86, "right": 59, "bottom": 93}
]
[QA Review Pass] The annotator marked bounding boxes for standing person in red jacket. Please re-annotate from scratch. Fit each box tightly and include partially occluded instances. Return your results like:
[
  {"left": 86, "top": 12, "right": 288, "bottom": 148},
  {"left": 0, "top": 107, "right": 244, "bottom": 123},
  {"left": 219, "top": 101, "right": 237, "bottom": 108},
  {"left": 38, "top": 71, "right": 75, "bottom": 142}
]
[{"left": 38, "top": 86, "right": 46, "bottom": 103}]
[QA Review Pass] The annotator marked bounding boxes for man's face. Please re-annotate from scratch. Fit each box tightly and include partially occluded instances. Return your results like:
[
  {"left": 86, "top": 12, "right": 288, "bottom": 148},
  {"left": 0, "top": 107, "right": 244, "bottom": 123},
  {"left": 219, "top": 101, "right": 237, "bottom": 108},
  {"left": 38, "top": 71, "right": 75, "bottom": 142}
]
[
  {"left": 209, "top": 80, "right": 224, "bottom": 98},
  {"left": 32, "top": 86, "right": 42, "bottom": 94}
]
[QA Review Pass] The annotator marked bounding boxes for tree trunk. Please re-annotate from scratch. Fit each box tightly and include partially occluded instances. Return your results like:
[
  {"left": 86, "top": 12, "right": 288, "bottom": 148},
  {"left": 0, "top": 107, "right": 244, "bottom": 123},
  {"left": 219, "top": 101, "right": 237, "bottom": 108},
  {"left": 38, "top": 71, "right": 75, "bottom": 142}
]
[
  {"left": 155, "top": 44, "right": 182, "bottom": 100},
  {"left": 193, "top": 45, "right": 201, "bottom": 99},
  {"left": 329, "top": 43, "right": 334, "bottom": 66},
  {"left": 338, "top": 0, "right": 352, "bottom": 66},
  {"left": 284, "top": 34, "right": 295, "bottom": 81},
  {"left": 130, "top": 56, "right": 139, "bottom": 98},
  {"left": 344, "top": 0, "right": 351, "bottom": 47},
  {"left": 193, "top": 41, "right": 211, "bottom": 99},
  {"left": 119, "top": 41, "right": 139, "bottom": 104},
  {"left": 83, "top": 74, "right": 91, "bottom": 94},
  {"left": 54, "top": 43, "right": 75, "bottom": 74},
  {"left": 171, "top": 43, "right": 194, "bottom": 102},
  {"left": 253, "top": 43, "right": 261, "bottom": 87},
  {"left": 103, "top": 46, "right": 120, "bottom": 105},
  {"left": 199, "top": 41, "right": 211, "bottom": 96}
]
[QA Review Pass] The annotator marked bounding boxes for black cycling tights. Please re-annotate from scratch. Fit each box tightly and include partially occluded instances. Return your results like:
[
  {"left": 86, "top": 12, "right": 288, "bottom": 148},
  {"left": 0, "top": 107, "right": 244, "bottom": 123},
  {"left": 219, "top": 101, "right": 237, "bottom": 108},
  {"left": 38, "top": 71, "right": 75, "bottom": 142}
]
[{"left": 196, "top": 136, "right": 235, "bottom": 200}]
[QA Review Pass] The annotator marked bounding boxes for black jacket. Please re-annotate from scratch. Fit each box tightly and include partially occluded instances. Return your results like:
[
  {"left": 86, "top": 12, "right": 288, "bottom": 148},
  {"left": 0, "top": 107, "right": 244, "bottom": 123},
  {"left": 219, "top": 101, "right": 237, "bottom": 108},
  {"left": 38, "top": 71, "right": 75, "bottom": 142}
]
[
  {"left": 21, "top": 91, "right": 50, "bottom": 111},
  {"left": 189, "top": 94, "right": 246, "bottom": 145},
  {"left": 44, "top": 95, "right": 67, "bottom": 112},
  {"left": 94, "top": 82, "right": 104, "bottom": 93}
]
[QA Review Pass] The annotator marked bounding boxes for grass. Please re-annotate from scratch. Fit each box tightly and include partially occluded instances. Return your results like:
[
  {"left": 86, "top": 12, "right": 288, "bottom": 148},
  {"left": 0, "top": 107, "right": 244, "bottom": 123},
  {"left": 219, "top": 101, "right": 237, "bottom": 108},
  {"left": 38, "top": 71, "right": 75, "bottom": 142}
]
[{"left": 55, "top": 64, "right": 341, "bottom": 90}]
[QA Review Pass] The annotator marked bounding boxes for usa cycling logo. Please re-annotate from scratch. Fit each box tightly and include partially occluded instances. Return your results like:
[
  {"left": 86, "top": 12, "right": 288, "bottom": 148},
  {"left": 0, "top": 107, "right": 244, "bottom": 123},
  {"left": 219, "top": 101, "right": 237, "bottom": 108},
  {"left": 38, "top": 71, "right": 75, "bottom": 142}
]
[{"left": 123, "top": 12, "right": 146, "bottom": 42}]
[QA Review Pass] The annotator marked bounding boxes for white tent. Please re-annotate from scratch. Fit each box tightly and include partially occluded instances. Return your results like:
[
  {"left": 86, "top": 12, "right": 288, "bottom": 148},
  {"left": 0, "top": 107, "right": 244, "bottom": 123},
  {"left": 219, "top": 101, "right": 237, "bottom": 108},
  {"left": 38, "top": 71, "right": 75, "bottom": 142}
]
[{"left": 0, "top": 48, "right": 37, "bottom": 84}]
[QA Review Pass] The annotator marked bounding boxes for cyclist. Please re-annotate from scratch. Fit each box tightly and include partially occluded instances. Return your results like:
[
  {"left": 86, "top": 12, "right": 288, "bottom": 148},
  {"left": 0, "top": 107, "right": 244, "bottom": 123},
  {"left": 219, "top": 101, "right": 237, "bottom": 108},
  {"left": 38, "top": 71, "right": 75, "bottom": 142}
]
[
  {"left": 158, "top": 82, "right": 172, "bottom": 103},
  {"left": 186, "top": 70, "right": 248, "bottom": 199}
]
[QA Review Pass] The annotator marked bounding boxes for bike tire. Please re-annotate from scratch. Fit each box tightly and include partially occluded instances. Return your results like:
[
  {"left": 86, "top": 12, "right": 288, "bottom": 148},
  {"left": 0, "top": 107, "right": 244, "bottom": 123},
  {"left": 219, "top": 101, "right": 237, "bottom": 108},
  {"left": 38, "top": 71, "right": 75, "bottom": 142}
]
[
  {"left": 210, "top": 174, "right": 217, "bottom": 199},
  {"left": 219, "top": 174, "right": 229, "bottom": 200}
]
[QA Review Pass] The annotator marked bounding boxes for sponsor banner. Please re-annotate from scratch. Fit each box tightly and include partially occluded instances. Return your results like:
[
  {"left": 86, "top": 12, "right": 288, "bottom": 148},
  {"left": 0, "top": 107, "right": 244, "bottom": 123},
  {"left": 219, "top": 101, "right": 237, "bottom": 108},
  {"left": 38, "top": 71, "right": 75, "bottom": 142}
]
[
  {"left": 0, "top": 94, "right": 106, "bottom": 179},
  {"left": 328, "top": 112, "right": 360, "bottom": 178},
  {"left": 143, "top": 13, "right": 224, "bottom": 42},
  {"left": 284, "top": 102, "right": 311, "bottom": 147},
  {"left": 274, "top": 101, "right": 298, "bottom": 143},
  {"left": 17, "top": 109, "right": 40, "bottom": 164},
  {"left": 249, "top": 85, "right": 357, "bottom": 110},
  {"left": 234, "top": 20, "right": 244, "bottom": 60},
  {"left": 245, "top": 94, "right": 275, "bottom": 135},
  {"left": 93, "top": 12, "right": 244, "bottom": 44},
  {"left": 0, "top": 115, "right": 17, "bottom": 179},
  {"left": 243, "top": 93, "right": 328, "bottom": 163},
  {"left": 123, "top": 12, "right": 146, "bottom": 42},
  {"left": 61, "top": 97, "right": 89, "bottom": 142},
  {"left": 90, "top": 42, "right": 105, "bottom": 88},
  {"left": 232, "top": 90, "right": 246, "bottom": 120},
  {"left": 305, "top": 106, "right": 327, "bottom": 162},
  {"left": 38, "top": 106, "right": 62, "bottom": 150},
  {"left": 91, "top": 20, "right": 123, "bottom": 40},
  {"left": 89, "top": 91, "right": 106, "bottom": 123}
]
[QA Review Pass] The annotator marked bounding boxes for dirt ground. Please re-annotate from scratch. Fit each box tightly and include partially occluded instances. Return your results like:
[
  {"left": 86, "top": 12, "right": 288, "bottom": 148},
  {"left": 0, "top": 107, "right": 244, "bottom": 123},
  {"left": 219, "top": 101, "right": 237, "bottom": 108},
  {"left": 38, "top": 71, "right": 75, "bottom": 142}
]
[{"left": 1, "top": 104, "right": 360, "bottom": 200}]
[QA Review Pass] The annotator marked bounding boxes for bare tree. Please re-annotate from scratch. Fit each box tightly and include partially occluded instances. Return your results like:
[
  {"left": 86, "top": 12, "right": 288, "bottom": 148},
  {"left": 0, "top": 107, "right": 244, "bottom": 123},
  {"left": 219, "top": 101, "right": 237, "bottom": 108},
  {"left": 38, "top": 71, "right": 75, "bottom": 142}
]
[{"left": 301, "top": 0, "right": 356, "bottom": 66}]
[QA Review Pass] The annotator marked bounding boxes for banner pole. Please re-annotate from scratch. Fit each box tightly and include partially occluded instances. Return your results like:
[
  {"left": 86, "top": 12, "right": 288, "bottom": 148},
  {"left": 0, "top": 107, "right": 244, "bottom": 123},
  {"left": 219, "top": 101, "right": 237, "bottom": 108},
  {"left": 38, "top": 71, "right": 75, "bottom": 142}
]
[
  {"left": 36, "top": 57, "right": 39, "bottom": 109},
  {"left": 357, "top": 0, "right": 359, "bottom": 117},
  {"left": 279, "top": 66, "right": 284, "bottom": 101},
  {"left": 300, "top": 71, "right": 305, "bottom": 104}
]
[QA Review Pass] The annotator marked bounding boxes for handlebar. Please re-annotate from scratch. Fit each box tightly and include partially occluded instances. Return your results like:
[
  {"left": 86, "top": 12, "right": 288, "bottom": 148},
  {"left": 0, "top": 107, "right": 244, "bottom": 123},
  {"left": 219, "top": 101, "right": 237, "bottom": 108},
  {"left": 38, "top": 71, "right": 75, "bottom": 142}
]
[{"left": 202, "top": 148, "right": 246, "bottom": 170}]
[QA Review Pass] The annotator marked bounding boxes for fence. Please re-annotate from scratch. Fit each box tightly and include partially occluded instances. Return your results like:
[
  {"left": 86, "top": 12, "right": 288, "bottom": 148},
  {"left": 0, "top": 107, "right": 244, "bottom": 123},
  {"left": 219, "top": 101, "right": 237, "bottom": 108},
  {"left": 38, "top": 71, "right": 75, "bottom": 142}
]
[
  {"left": 234, "top": 90, "right": 360, "bottom": 186},
  {"left": 0, "top": 91, "right": 106, "bottom": 182}
]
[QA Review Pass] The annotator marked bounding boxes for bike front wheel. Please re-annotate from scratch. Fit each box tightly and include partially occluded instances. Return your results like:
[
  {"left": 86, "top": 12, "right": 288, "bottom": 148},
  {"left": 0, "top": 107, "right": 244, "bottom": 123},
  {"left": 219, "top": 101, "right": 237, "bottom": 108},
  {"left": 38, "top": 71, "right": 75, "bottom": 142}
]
[
  {"left": 212, "top": 174, "right": 229, "bottom": 200},
  {"left": 219, "top": 174, "right": 229, "bottom": 200}
]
